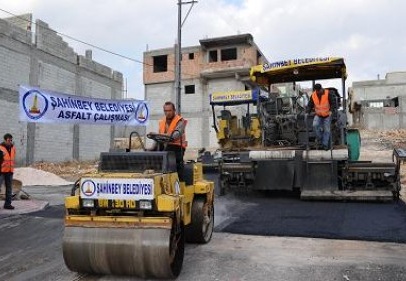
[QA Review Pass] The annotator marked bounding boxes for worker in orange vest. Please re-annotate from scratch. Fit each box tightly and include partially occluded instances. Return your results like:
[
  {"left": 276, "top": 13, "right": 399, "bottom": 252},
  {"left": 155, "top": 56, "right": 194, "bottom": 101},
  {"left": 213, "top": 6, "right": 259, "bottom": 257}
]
[
  {"left": 149, "top": 101, "right": 187, "bottom": 180},
  {"left": 0, "top": 133, "right": 16, "bottom": 209},
  {"left": 306, "top": 84, "right": 337, "bottom": 150}
]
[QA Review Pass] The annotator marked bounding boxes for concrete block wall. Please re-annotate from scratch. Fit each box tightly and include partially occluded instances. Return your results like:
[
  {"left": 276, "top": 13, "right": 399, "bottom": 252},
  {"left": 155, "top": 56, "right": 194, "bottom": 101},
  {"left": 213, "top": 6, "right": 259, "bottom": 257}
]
[
  {"left": 145, "top": 82, "right": 173, "bottom": 148},
  {"left": 3, "top": 14, "right": 32, "bottom": 32},
  {"left": 34, "top": 124, "right": 74, "bottom": 162},
  {"left": 146, "top": 83, "right": 174, "bottom": 115},
  {"left": 353, "top": 75, "right": 406, "bottom": 101},
  {"left": 78, "top": 55, "right": 113, "bottom": 78},
  {"left": 363, "top": 109, "right": 400, "bottom": 130},
  {"left": 361, "top": 96, "right": 405, "bottom": 130},
  {"left": 35, "top": 19, "right": 77, "bottom": 64},
  {"left": 0, "top": 44, "right": 31, "bottom": 89},
  {"left": 78, "top": 124, "right": 111, "bottom": 161},
  {"left": 0, "top": 17, "right": 32, "bottom": 44},
  {"left": 352, "top": 73, "right": 406, "bottom": 129},
  {"left": 145, "top": 78, "right": 212, "bottom": 149},
  {"left": 177, "top": 77, "right": 209, "bottom": 148},
  {"left": 0, "top": 94, "right": 28, "bottom": 165},
  {"left": 81, "top": 77, "right": 111, "bottom": 99},
  {"left": 0, "top": 15, "right": 124, "bottom": 165},
  {"left": 353, "top": 84, "right": 406, "bottom": 101},
  {"left": 79, "top": 77, "right": 112, "bottom": 160},
  {"left": 0, "top": 18, "right": 31, "bottom": 165},
  {"left": 34, "top": 62, "right": 76, "bottom": 162},
  {"left": 386, "top": 72, "right": 406, "bottom": 84},
  {"left": 39, "top": 62, "right": 76, "bottom": 95},
  {"left": 181, "top": 78, "right": 205, "bottom": 113},
  {"left": 185, "top": 117, "right": 207, "bottom": 147}
]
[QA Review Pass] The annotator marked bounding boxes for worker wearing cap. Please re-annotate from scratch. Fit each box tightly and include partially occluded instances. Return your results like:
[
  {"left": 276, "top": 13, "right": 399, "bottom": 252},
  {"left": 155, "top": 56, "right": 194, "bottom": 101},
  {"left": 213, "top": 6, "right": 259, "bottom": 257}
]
[
  {"left": 306, "top": 84, "right": 337, "bottom": 150},
  {"left": 0, "top": 133, "right": 16, "bottom": 209},
  {"left": 149, "top": 101, "right": 187, "bottom": 181}
]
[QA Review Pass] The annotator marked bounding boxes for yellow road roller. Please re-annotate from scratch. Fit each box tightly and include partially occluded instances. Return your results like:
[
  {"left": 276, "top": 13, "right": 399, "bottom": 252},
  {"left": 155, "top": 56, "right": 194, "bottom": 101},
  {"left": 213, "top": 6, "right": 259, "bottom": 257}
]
[{"left": 63, "top": 132, "right": 214, "bottom": 278}]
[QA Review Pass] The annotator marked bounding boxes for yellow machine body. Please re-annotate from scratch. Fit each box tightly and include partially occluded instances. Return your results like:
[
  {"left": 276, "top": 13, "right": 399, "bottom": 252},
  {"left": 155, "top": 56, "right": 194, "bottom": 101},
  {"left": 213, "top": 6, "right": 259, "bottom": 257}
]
[{"left": 63, "top": 154, "right": 214, "bottom": 279}]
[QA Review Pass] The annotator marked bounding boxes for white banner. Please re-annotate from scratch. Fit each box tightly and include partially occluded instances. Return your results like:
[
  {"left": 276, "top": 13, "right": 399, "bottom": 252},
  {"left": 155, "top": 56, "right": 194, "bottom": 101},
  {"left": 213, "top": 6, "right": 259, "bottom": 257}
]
[
  {"left": 19, "top": 85, "right": 149, "bottom": 126},
  {"left": 80, "top": 178, "right": 154, "bottom": 200}
]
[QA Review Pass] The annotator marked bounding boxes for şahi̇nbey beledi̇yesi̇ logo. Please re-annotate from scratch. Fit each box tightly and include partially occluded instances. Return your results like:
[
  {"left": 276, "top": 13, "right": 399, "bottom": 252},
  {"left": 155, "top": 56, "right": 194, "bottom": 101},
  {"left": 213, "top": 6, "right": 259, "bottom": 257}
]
[{"left": 22, "top": 89, "right": 49, "bottom": 120}]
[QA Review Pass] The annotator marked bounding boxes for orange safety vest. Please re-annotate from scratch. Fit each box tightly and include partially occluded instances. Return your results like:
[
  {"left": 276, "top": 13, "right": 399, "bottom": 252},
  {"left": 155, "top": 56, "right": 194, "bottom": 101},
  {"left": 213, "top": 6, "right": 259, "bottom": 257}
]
[
  {"left": 159, "top": 114, "right": 187, "bottom": 148},
  {"left": 311, "top": 89, "right": 331, "bottom": 117},
  {"left": 0, "top": 145, "right": 16, "bottom": 173}
]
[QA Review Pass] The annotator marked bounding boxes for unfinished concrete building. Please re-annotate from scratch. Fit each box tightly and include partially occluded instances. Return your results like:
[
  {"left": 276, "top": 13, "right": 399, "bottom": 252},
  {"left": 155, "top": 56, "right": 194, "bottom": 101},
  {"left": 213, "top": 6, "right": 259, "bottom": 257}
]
[
  {"left": 143, "top": 33, "right": 268, "bottom": 149},
  {"left": 349, "top": 72, "right": 406, "bottom": 129}
]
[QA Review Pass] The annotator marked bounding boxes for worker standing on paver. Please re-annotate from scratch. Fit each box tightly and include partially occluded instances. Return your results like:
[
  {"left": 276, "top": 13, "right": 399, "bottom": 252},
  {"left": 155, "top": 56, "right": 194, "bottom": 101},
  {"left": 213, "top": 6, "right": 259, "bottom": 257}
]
[
  {"left": 306, "top": 83, "right": 337, "bottom": 150},
  {"left": 0, "top": 133, "right": 16, "bottom": 209}
]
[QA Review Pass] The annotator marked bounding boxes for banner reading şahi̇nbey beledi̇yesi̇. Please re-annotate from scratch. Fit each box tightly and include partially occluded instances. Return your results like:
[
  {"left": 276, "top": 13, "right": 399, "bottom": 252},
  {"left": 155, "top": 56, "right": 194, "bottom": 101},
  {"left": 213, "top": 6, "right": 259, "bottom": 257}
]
[{"left": 19, "top": 85, "right": 149, "bottom": 126}]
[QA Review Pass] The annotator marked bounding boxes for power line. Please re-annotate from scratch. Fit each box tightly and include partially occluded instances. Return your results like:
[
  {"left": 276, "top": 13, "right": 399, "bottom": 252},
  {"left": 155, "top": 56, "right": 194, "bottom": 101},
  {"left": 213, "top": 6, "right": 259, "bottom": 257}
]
[
  {"left": 0, "top": 8, "right": 144, "bottom": 64},
  {"left": 0, "top": 7, "right": 196, "bottom": 78}
]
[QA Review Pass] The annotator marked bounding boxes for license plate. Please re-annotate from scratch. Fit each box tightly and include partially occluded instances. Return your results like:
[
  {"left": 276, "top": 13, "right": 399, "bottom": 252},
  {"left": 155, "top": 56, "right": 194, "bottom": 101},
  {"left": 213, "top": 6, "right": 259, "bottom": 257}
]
[{"left": 98, "top": 199, "right": 137, "bottom": 209}]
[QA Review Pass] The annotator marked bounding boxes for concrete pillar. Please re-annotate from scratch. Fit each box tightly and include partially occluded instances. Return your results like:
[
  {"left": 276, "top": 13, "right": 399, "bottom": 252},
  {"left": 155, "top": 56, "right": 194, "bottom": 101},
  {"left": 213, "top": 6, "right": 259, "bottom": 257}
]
[
  {"left": 400, "top": 97, "right": 404, "bottom": 128},
  {"left": 26, "top": 49, "right": 39, "bottom": 165},
  {"left": 109, "top": 87, "right": 119, "bottom": 150},
  {"left": 73, "top": 67, "right": 82, "bottom": 160},
  {"left": 201, "top": 79, "right": 210, "bottom": 148},
  {"left": 85, "top": 50, "right": 92, "bottom": 60}
]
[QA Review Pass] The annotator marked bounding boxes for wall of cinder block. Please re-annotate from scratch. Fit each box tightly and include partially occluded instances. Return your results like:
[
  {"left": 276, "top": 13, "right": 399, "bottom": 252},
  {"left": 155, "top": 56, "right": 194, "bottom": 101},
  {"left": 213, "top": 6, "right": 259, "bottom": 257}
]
[
  {"left": 352, "top": 72, "right": 406, "bottom": 130},
  {"left": 0, "top": 14, "right": 123, "bottom": 165}
]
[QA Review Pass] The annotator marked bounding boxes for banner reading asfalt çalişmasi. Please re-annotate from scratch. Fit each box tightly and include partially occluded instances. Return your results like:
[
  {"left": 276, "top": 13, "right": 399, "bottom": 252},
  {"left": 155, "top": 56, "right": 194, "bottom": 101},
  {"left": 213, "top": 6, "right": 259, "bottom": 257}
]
[{"left": 19, "top": 85, "right": 149, "bottom": 126}]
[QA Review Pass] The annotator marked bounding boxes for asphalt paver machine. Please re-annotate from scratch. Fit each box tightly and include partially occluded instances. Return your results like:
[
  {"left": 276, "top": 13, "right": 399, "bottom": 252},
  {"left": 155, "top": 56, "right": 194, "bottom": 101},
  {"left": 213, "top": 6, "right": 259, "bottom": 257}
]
[{"left": 203, "top": 57, "right": 401, "bottom": 201}]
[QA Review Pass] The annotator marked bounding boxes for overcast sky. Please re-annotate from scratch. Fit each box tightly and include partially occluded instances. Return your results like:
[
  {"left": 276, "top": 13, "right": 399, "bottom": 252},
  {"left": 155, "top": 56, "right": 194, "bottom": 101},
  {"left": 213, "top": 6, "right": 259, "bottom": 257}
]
[{"left": 0, "top": 0, "right": 405, "bottom": 99}]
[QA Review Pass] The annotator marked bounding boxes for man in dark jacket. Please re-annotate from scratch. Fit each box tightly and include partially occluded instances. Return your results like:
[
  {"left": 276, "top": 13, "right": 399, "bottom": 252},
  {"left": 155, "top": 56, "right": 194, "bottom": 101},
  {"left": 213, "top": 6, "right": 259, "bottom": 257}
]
[{"left": 0, "top": 133, "right": 16, "bottom": 209}]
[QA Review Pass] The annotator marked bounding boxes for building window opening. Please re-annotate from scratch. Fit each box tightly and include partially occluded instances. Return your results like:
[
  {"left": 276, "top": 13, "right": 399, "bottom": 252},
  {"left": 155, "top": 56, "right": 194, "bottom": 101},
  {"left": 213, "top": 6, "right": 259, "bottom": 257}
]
[
  {"left": 364, "top": 97, "right": 399, "bottom": 108},
  {"left": 189, "top": 53, "right": 194, "bottom": 60},
  {"left": 209, "top": 50, "right": 218, "bottom": 62},
  {"left": 367, "top": 101, "right": 384, "bottom": 108},
  {"left": 185, "top": 85, "right": 195, "bottom": 94},
  {"left": 221, "top": 48, "right": 237, "bottom": 61},
  {"left": 153, "top": 55, "right": 168, "bottom": 73},
  {"left": 385, "top": 97, "right": 399, "bottom": 107}
]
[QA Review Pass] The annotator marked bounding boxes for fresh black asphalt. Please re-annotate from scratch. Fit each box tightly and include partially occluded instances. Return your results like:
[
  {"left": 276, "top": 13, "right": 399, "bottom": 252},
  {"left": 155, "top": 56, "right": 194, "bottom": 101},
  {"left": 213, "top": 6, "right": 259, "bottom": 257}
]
[
  {"left": 219, "top": 193, "right": 406, "bottom": 243},
  {"left": 24, "top": 194, "right": 406, "bottom": 244}
]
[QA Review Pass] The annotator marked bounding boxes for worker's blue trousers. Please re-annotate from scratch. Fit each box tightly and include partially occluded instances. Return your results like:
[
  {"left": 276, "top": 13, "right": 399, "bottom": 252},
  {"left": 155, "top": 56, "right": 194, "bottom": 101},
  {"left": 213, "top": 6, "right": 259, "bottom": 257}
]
[{"left": 313, "top": 115, "right": 331, "bottom": 148}]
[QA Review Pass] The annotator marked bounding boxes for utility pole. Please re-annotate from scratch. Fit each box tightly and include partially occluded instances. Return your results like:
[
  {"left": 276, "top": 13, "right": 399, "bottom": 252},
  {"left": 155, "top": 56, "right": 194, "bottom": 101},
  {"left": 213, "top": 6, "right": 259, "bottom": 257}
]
[{"left": 175, "top": 0, "right": 197, "bottom": 115}]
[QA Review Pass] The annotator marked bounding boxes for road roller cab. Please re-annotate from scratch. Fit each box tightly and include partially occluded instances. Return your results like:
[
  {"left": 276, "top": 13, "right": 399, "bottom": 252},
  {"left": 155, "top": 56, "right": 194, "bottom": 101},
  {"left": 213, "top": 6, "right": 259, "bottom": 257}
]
[{"left": 63, "top": 132, "right": 214, "bottom": 279}]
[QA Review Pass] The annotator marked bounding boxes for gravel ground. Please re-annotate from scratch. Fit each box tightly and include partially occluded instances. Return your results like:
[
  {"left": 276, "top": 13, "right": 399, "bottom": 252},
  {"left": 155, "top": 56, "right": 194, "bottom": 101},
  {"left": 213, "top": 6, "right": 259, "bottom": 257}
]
[{"left": 13, "top": 167, "right": 73, "bottom": 186}]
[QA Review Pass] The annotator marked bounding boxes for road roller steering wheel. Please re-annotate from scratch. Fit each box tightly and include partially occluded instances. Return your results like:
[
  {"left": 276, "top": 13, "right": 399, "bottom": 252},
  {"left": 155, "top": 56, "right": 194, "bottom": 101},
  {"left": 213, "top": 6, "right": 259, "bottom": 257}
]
[{"left": 147, "top": 132, "right": 174, "bottom": 143}]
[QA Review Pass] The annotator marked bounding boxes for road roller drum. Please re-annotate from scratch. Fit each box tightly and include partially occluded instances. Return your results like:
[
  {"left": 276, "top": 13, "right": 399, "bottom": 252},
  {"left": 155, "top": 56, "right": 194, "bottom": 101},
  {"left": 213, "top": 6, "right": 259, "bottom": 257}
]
[{"left": 63, "top": 220, "right": 184, "bottom": 278}]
